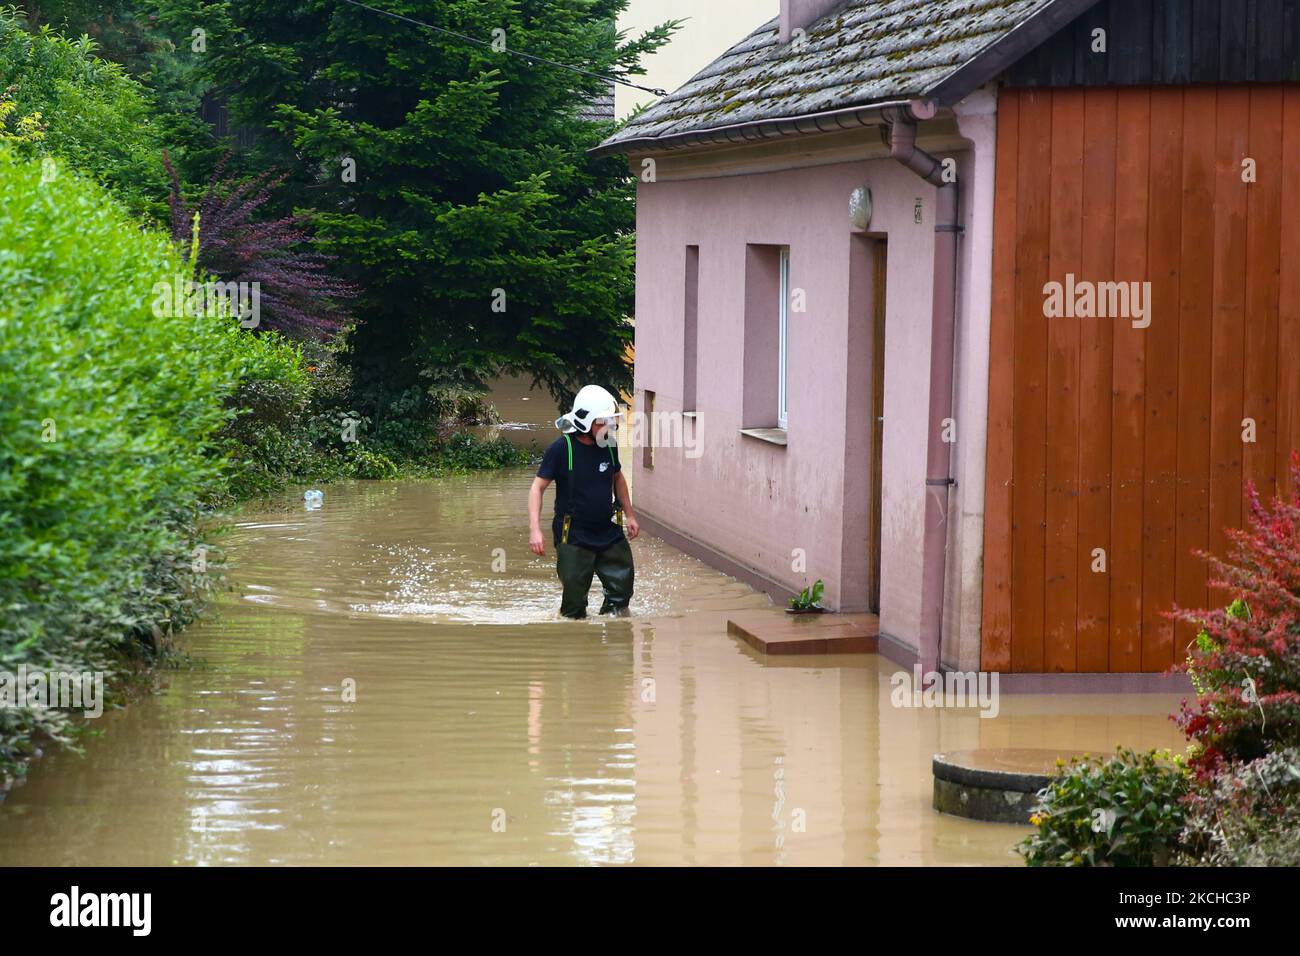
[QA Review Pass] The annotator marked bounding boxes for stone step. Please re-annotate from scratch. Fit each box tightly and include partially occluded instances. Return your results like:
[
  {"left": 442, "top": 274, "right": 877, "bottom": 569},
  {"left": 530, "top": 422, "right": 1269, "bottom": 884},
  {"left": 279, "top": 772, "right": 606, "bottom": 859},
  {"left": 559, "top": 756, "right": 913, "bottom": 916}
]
[{"left": 726, "top": 610, "right": 879, "bottom": 655}]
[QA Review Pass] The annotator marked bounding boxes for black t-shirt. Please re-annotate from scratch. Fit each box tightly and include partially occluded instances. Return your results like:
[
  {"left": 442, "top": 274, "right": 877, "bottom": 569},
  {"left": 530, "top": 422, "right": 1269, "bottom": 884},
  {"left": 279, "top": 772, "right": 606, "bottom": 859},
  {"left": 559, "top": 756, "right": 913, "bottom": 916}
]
[{"left": 537, "top": 434, "right": 624, "bottom": 550}]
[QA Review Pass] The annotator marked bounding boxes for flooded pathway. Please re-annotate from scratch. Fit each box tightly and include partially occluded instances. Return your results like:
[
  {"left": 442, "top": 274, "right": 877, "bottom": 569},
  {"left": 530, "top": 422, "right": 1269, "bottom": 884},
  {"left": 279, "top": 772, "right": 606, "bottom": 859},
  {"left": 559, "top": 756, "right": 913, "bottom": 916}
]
[{"left": 0, "top": 379, "right": 1186, "bottom": 866}]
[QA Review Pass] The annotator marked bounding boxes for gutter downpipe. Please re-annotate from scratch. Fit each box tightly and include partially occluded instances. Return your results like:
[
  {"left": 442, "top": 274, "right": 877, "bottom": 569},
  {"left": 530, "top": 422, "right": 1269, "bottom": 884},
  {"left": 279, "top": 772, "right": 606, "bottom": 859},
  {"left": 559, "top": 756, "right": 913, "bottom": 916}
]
[{"left": 882, "top": 102, "right": 961, "bottom": 681}]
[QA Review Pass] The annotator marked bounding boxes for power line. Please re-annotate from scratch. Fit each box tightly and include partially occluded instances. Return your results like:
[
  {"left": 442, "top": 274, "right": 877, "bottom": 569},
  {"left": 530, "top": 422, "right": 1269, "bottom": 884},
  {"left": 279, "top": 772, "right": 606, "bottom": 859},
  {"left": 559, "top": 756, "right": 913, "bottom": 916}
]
[{"left": 337, "top": 0, "right": 668, "bottom": 97}]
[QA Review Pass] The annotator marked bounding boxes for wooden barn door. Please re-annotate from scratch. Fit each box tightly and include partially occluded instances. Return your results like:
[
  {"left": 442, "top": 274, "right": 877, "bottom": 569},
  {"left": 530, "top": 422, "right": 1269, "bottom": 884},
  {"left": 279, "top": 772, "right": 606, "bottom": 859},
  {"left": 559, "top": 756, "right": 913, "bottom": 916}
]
[{"left": 982, "top": 85, "right": 1300, "bottom": 673}]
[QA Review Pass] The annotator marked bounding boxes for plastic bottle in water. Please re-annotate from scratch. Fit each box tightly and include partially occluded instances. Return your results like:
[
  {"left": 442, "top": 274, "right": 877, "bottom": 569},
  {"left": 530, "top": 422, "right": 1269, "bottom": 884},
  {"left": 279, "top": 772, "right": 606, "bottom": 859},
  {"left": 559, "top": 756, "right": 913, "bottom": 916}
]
[{"left": 304, "top": 489, "right": 324, "bottom": 510}]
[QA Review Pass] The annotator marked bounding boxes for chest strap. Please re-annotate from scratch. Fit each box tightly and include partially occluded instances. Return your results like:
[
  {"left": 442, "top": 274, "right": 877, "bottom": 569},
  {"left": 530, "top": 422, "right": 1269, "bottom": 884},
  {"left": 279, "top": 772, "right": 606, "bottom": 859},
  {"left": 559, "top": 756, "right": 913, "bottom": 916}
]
[{"left": 563, "top": 433, "right": 617, "bottom": 470}]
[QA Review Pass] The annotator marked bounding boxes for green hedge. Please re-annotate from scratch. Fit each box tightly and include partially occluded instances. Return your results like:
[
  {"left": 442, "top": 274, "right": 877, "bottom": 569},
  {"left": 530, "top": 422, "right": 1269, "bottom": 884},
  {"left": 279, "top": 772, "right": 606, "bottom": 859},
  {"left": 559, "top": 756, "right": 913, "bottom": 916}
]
[
  {"left": 0, "top": 8, "right": 167, "bottom": 218},
  {"left": 0, "top": 148, "right": 302, "bottom": 780}
]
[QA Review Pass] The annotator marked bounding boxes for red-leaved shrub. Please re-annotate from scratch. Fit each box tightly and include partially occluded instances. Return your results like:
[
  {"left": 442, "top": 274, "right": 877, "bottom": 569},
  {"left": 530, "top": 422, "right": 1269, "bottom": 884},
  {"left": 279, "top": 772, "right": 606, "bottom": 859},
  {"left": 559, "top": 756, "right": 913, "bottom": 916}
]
[
  {"left": 165, "top": 152, "right": 354, "bottom": 338},
  {"left": 1171, "top": 452, "right": 1300, "bottom": 779}
]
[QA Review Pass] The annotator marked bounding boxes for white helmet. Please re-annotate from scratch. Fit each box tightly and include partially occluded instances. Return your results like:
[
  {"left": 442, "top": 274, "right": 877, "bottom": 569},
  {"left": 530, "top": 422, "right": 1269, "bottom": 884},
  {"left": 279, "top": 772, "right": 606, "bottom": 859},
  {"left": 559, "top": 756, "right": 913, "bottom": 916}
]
[{"left": 556, "top": 384, "right": 623, "bottom": 434}]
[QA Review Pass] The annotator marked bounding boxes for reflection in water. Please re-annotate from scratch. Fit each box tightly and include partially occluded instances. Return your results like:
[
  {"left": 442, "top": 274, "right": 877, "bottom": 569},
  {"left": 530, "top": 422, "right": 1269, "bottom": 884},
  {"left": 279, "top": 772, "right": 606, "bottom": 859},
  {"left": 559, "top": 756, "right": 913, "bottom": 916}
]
[{"left": 0, "top": 381, "right": 1188, "bottom": 865}]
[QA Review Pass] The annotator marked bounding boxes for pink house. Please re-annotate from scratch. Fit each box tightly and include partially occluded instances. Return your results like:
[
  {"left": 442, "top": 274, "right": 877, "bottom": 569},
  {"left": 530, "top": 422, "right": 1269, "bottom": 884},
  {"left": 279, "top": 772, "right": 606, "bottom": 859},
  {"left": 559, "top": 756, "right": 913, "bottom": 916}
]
[{"left": 594, "top": 0, "right": 1300, "bottom": 679}]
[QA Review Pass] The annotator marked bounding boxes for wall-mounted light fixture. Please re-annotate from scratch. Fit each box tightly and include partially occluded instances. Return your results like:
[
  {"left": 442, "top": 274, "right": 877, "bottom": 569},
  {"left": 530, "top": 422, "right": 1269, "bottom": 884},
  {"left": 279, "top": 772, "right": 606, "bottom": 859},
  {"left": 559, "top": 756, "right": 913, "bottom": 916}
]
[{"left": 849, "top": 186, "right": 872, "bottom": 230}]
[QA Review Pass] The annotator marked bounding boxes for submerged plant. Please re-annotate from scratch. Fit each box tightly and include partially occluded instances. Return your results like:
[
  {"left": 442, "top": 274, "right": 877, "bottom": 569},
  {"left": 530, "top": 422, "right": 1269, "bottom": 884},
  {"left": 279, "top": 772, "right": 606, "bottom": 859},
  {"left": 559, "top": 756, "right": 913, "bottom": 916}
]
[{"left": 789, "top": 579, "right": 825, "bottom": 611}]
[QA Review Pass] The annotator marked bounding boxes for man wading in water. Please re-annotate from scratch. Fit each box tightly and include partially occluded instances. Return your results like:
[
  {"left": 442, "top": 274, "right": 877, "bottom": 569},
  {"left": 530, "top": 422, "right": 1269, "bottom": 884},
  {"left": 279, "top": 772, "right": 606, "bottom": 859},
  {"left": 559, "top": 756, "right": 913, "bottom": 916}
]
[{"left": 528, "top": 385, "right": 639, "bottom": 618}]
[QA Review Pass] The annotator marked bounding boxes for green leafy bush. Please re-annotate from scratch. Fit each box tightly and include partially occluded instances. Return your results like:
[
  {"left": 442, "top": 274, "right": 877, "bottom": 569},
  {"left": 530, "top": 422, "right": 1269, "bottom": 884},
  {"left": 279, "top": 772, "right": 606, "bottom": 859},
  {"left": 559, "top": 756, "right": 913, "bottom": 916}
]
[
  {"left": 434, "top": 432, "right": 528, "bottom": 471},
  {"left": 215, "top": 342, "right": 526, "bottom": 497},
  {"left": 0, "top": 8, "right": 167, "bottom": 218},
  {"left": 1019, "top": 748, "right": 1190, "bottom": 867},
  {"left": 0, "top": 149, "right": 302, "bottom": 784},
  {"left": 348, "top": 446, "right": 400, "bottom": 481}
]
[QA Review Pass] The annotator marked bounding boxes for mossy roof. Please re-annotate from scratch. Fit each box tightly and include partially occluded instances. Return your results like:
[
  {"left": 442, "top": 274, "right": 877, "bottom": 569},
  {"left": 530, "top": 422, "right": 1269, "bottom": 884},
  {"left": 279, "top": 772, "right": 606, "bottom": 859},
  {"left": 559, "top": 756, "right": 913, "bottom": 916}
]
[{"left": 597, "top": 0, "right": 1068, "bottom": 154}]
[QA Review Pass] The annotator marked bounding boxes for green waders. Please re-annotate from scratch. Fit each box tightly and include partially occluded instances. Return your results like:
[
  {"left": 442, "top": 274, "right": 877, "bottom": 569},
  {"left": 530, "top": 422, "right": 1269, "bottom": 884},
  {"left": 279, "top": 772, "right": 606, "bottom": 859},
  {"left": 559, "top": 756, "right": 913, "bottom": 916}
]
[
  {"left": 555, "top": 434, "right": 634, "bottom": 619},
  {"left": 556, "top": 537, "right": 634, "bottom": 618}
]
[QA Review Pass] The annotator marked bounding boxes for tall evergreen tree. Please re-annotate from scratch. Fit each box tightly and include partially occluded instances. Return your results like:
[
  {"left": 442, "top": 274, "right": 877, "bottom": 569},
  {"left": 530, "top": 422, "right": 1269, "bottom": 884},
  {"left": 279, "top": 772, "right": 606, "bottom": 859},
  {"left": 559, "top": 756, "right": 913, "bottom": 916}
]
[{"left": 157, "top": 0, "right": 675, "bottom": 413}]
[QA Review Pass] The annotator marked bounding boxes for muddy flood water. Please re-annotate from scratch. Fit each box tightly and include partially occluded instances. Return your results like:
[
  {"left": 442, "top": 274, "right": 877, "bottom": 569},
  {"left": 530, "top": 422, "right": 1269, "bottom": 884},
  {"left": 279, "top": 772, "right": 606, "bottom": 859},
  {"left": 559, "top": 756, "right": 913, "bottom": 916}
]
[{"left": 0, "top": 378, "right": 1187, "bottom": 866}]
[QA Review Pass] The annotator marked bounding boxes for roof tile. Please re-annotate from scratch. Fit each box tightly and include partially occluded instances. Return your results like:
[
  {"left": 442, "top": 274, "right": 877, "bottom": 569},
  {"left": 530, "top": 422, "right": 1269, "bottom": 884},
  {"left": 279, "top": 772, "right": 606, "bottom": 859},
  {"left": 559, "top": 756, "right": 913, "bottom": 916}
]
[{"left": 599, "top": 0, "right": 1056, "bottom": 151}]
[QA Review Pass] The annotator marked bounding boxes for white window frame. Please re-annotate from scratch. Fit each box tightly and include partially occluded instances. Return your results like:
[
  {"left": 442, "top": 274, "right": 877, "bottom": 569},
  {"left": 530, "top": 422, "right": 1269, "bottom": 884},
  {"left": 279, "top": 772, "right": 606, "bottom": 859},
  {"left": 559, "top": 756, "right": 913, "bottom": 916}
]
[{"left": 777, "top": 246, "right": 790, "bottom": 430}]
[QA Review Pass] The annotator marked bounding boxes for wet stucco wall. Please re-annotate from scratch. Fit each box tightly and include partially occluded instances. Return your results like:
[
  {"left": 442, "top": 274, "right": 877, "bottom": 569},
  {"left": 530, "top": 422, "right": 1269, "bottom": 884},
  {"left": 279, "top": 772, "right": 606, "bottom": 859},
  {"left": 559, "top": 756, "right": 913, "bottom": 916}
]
[
  {"left": 948, "top": 93, "right": 998, "bottom": 673},
  {"left": 630, "top": 109, "right": 996, "bottom": 669}
]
